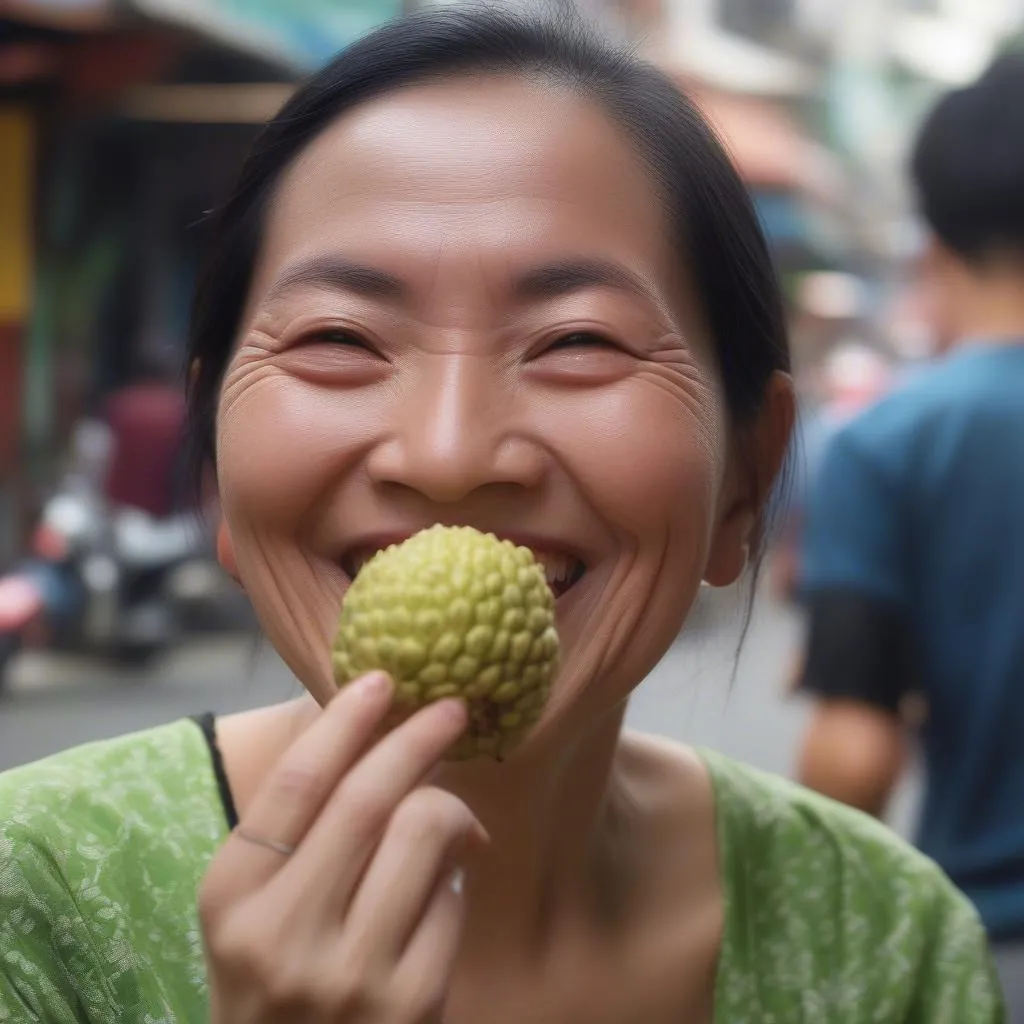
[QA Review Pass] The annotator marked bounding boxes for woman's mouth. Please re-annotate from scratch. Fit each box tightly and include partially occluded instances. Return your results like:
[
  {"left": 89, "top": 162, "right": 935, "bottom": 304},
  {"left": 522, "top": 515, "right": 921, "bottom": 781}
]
[{"left": 340, "top": 543, "right": 586, "bottom": 599}]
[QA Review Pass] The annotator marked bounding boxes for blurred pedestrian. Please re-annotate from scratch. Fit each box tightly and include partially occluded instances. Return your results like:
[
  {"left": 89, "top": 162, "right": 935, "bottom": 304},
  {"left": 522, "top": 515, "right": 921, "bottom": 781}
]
[
  {"left": 102, "top": 347, "right": 189, "bottom": 519},
  {"left": 772, "top": 340, "right": 892, "bottom": 602},
  {"left": 795, "top": 54, "right": 1024, "bottom": 1018}
]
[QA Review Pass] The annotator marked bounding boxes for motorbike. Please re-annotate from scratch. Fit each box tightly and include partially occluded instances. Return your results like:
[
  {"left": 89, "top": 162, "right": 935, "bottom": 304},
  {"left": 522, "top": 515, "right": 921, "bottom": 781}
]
[{"left": 0, "top": 480, "right": 232, "bottom": 694}]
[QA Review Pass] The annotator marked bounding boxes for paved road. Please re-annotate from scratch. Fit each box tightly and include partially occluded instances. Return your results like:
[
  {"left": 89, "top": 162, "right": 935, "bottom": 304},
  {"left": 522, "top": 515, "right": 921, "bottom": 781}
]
[{"left": 0, "top": 583, "right": 919, "bottom": 835}]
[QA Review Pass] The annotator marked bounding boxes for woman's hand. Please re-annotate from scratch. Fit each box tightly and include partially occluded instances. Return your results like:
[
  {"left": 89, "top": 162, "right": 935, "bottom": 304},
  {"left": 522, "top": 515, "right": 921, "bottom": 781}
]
[{"left": 199, "top": 673, "right": 487, "bottom": 1023}]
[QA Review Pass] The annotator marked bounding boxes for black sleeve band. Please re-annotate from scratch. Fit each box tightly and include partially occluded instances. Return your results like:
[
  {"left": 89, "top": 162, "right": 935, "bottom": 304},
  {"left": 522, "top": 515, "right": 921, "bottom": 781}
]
[{"left": 797, "top": 590, "right": 918, "bottom": 713}]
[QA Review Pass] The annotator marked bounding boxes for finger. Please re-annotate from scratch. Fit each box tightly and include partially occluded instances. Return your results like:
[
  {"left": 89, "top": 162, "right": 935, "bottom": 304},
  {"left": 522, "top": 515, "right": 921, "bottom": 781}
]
[
  {"left": 344, "top": 787, "right": 484, "bottom": 957},
  {"left": 207, "top": 671, "right": 393, "bottom": 902},
  {"left": 273, "top": 697, "right": 468, "bottom": 909},
  {"left": 391, "top": 868, "right": 466, "bottom": 1018}
]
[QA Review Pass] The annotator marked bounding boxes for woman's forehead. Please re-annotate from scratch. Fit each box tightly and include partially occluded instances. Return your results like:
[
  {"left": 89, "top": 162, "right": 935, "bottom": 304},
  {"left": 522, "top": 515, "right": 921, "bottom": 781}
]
[
  {"left": 253, "top": 76, "right": 674, "bottom": 300},
  {"left": 280, "top": 75, "right": 645, "bottom": 196}
]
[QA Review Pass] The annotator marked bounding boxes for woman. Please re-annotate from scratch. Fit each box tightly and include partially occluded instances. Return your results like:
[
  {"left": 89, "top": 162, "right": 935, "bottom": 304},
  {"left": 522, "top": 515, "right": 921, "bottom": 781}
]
[{"left": 0, "top": 7, "right": 1004, "bottom": 1022}]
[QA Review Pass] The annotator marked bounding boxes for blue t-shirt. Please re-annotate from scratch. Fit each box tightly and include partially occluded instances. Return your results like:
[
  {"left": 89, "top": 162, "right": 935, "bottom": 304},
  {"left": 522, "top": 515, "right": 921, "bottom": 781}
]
[{"left": 800, "top": 343, "right": 1024, "bottom": 940}]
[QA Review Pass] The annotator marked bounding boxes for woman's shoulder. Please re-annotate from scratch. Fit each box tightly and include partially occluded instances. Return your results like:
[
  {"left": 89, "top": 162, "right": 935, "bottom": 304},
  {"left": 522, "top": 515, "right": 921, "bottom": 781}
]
[
  {"left": 699, "top": 749, "right": 1004, "bottom": 1021},
  {"left": 0, "top": 718, "right": 229, "bottom": 1021},
  {"left": 0, "top": 716, "right": 228, "bottom": 851},
  {"left": 699, "top": 746, "right": 948, "bottom": 894},
  {"left": 702, "top": 745, "right": 902, "bottom": 838},
  {"left": 699, "top": 746, "right": 973, "bottom": 929}
]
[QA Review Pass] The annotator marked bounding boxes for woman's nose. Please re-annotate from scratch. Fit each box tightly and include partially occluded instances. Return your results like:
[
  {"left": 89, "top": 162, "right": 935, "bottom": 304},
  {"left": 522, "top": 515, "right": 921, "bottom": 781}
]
[{"left": 365, "top": 356, "right": 545, "bottom": 504}]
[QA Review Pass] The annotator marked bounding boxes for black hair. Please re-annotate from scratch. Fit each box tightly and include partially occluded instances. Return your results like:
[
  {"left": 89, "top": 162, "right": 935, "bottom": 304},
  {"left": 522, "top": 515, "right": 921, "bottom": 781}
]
[
  {"left": 911, "top": 53, "right": 1024, "bottom": 264},
  {"left": 187, "top": 3, "right": 790, "bottom": 545}
]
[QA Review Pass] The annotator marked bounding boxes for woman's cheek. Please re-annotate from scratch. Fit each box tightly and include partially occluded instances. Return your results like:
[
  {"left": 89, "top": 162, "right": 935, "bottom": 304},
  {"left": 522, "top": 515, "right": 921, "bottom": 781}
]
[
  {"left": 536, "top": 380, "right": 722, "bottom": 540},
  {"left": 213, "top": 372, "right": 363, "bottom": 692},
  {"left": 216, "top": 369, "right": 370, "bottom": 529}
]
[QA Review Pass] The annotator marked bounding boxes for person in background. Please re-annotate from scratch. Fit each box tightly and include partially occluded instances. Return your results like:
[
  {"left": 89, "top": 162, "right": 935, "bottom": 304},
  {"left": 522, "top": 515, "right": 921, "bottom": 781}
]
[
  {"left": 795, "top": 54, "right": 1024, "bottom": 1019},
  {"left": 772, "top": 340, "right": 892, "bottom": 603},
  {"left": 102, "top": 348, "right": 189, "bottom": 519}
]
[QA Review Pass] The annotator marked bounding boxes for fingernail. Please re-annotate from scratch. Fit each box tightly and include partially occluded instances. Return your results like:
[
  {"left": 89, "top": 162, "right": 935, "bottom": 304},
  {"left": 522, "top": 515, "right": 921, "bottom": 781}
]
[
  {"left": 449, "top": 868, "right": 464, "bottom": 896},
  {"left": 355, "top": 672, "right": 391, "bottom": 699}
]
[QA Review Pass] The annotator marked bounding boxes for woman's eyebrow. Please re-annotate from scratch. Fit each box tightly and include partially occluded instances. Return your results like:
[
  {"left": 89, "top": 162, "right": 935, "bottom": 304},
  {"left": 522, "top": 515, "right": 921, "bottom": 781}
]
[
  {"left": 264, "top": 254, "right": 406, "bottom": 304},
  {"left": 513, "top": 257, "right": 659, "bottom": 306},
  {"left": 262, "top": 254, "right": 660, "bottom": 308}
]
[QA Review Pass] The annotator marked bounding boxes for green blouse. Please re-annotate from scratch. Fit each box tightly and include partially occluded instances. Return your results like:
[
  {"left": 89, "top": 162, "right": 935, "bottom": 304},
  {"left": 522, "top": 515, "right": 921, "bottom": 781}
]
[{"left": 0, "top": 718, "right": 1005, "bottom": 1022}]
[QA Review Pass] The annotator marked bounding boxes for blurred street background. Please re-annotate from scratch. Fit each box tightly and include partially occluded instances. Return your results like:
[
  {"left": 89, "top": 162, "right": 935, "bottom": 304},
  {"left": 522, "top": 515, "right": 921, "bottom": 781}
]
[{"left": 4, "top": 0, "right": 1022, "bottom": 833}]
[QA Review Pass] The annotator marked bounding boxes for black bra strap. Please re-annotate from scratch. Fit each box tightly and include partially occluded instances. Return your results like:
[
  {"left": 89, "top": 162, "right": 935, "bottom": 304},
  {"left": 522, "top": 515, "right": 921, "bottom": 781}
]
[{"left": 191, "top": 713, "right": 240, "bottom": 830}]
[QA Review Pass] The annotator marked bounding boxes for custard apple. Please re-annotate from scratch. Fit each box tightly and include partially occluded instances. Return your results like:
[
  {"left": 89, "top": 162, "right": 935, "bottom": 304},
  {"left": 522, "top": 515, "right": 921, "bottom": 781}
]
[{"left": 332, "top": 525, "right": 560, "bottom": 760}]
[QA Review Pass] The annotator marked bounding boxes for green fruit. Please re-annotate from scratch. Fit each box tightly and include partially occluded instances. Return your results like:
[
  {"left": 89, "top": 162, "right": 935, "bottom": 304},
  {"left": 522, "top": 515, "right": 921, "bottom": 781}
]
[{"left": 332, "top": 525, "right": 560, "bottom": 760}]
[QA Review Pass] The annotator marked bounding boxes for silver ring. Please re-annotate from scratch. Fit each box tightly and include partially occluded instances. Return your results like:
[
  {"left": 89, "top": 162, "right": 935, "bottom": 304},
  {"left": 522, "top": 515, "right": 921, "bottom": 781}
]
[{"left": 234, "top": 825, "right": 297, "bottom": 857}]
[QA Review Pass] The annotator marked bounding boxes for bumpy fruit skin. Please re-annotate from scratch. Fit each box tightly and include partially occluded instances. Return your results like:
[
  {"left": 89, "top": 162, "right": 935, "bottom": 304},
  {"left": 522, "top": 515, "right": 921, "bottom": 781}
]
[{"left": 332, "top": 525, "right": 560, "bottom": 760}]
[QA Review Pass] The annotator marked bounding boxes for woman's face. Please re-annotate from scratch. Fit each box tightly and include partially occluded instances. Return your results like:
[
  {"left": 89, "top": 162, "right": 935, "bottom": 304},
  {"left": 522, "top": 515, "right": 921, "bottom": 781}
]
[{"left": 217, "top": 76, "right": 758, "bottom": 733}]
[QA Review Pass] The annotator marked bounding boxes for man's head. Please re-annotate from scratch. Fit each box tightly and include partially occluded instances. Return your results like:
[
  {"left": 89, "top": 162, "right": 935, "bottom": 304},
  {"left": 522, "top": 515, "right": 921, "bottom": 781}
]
[{"left": 911, "top": 54, "right": 1024, "bottom": 351}]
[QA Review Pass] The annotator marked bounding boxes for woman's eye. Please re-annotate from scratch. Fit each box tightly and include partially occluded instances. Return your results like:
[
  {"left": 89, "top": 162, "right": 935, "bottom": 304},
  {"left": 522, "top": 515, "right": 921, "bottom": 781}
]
[
  {"left": 312, "top": 329, "right": 372, "bottom": 349},
  {"left": 546, "top": 332, "right": 618, "bottom": 352}
]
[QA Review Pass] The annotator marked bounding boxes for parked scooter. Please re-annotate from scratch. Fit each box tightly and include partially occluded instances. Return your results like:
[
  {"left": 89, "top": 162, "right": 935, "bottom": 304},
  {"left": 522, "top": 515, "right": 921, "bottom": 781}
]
[{"left": 0, "top": 423, "right": 234, "bottom": 693}]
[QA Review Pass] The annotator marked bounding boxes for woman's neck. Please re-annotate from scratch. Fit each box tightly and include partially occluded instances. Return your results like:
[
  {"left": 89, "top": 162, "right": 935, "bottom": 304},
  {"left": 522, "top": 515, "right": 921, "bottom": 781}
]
[{"left": 434, "top": 706, "right": 632, "bottom": 956}]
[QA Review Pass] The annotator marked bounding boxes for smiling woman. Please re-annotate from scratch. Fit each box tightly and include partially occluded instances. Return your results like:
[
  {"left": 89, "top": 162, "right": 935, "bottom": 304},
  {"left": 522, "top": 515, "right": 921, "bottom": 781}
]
[{"left": 0, "top": 6, "right": 1006, "bottom": 1024}]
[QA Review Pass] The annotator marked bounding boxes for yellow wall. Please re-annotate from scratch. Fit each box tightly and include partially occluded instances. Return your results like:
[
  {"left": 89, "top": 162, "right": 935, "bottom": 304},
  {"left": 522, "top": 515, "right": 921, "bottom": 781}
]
[{"left": 0, "top": 107, "right": 34, "bottom": 321}]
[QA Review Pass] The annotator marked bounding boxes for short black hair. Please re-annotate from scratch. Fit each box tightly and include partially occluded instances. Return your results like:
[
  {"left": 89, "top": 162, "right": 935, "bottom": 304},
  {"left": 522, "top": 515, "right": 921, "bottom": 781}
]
[
  {"left": 911, "top": 53, "right": 1024, "bottom": 264},
  {"left": 187, "top": 3, "right": 789, "bottom": 507}
]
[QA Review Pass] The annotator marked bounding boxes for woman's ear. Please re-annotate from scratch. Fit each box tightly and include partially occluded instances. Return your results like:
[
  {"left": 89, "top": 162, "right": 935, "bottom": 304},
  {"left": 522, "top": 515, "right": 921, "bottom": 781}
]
[
  {"left": 216, "top": 518, "right": 240, "bottom": 585},
  {"left": 704, "top": 372, "right": 795, "bottom": 588}
]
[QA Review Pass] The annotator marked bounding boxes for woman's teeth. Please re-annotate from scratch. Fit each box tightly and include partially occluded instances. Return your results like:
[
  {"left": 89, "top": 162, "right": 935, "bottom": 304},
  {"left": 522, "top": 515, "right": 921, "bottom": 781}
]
[{"left": 536, "top": 553, "right": 585, "bottom": 596}]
